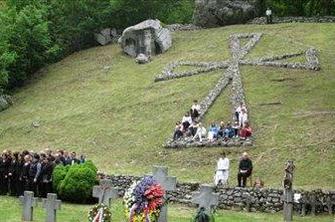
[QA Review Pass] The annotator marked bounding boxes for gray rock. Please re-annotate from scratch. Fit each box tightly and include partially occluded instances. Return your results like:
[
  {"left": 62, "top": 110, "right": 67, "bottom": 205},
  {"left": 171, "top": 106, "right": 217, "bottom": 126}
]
[
  {"left": 95, "top": 28, "right": 118, "bottom": 46},
  {"left": 0, "top": 94, "right": 12, "bottom": 112},
  {"left": 136, "top": 53, "right": 150, "bottom": 64},
  {"left": 193, "top": 0, "right": 258, "bottom": 27},
  {"left": 118, "top": 19, "right": 172, "bottom": 59}
]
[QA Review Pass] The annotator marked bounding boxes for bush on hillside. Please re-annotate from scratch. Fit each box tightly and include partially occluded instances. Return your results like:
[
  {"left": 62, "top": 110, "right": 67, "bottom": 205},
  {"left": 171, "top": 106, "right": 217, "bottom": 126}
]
[
  {"left": 53, "top": 161, "right": 98, "bottom": 203},
  {"left": 52, "top": 164, "right": 70, "bottom": 191}
]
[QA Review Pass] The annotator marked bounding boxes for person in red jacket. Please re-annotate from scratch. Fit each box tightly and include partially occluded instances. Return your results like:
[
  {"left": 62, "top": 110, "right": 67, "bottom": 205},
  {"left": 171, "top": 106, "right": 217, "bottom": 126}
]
[{"left": 239, "top": 121, "right": 252, "bottom": 139}]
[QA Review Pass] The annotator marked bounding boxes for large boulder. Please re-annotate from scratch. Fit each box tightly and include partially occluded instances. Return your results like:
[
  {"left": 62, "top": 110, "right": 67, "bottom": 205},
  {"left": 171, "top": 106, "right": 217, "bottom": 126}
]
[
  {"left": 193, "top": 0, "right": 259, "bottom": 27},
  {"left": 118, "top": 19, "right": 172, "bottom": 58},
  {"left": 94, "top": 28, "right": 118, "bottom": 46}
]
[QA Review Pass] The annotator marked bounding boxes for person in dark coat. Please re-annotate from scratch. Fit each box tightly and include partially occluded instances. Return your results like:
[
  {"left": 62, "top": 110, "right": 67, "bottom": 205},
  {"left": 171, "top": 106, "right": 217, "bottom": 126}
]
[
  {"left": 237, "top": 152, "right": 253, "bottom": 187},
  {"left": 28, "top": 154, "right": 41, "bottom": 195},
  {"left": 8, "top": 152, "right": 21, "bottom": 196},
  {"left": 17, "top": 153, "right": 25, "bottom": 196},
  {"left": 40, "top": 157, "right": 55, "bottom": 197},
  {"left": 0, "top": 151, "right": 11, "bottom": 195},
  {"left": 69, "top": 152, "right": 80, "bottom": 165},
  {"left": 21, "top": 154, "right": 32, "bottom": 192}
]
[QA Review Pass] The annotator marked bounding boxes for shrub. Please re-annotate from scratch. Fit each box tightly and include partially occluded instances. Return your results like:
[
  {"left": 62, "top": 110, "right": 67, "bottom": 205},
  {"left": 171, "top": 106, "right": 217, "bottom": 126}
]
[
  {"left": 53, "top": 162, "right": 98, "bottom": 203},
  {"left": 52, "top": 164, "right": 70, "bottom": 191},
  {"left": 82, "top": 160, "right": 98, "bottom": 173}
]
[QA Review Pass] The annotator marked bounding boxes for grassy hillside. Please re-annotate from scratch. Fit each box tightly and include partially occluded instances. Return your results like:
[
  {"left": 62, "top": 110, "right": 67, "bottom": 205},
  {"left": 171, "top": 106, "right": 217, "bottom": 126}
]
[
  {"left": 0, "top": 196, "right": 333, "bottom": 222},
  {"left": 0, "top": 23, "right": 334, "bottom": 189}
]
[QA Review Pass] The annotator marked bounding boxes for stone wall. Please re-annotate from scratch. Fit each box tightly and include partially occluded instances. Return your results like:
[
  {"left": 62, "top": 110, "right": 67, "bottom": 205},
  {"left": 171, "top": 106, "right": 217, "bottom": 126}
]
[
  {"left": 166, "top": 24, "right": 201, "bottom": 32},
  {"left": 103, "top": 174, "right": 335, "bottom": 214},
  {"left": 249, "top": 16, "right": 335, "bottom": 25}
]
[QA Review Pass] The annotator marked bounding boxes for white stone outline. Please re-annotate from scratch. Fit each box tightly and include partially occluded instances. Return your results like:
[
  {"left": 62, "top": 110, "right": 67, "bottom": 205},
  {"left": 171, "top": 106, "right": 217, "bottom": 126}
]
[{"left": 155, "top": 33, "right": 320, "bottom": 148}]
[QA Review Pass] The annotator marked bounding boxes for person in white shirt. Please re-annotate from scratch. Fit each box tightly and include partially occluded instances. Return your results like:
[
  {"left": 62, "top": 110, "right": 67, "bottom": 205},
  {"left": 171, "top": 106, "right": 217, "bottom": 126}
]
[
  {"left": 235, "top": 102, "right": 247, "bottom": 122},
  {"left": 191, "top": 100, "right": 201, "bottom": 120},
  {"left": 266, "top": 8, "right": 272, "bottom": 24},
  {"left": 214, "top": 152, "right": 230, "bottom": 186},
  {"left": 193, "top": 122, "right": 207, "bottom": 142},
  {"left": 181, "top": 112, "right": 192, "bottom": 131},
  {"left": 239, "top": 108, "right": 248, "bottom": 128}
]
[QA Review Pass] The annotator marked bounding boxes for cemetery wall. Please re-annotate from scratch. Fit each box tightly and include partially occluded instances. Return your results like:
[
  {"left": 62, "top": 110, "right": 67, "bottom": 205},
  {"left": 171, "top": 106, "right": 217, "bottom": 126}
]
[
  {"left": 250, "top": 16, "right": 335, "bottom": 25},
  {"left": 105, "top": 174, "right": 335, "bottom": 213}
]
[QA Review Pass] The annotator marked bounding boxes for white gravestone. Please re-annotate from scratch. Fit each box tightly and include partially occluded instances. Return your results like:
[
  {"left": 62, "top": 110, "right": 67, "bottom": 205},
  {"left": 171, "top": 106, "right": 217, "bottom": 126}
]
[
  {"left": 42, "top": 193, "right": 61, "bottom": 222},
  {"left": 151, "top": 166, "right": 177, "bottom": 222},
  {"left": 19, "top": 191, "right": 38, "bottom": 222},
  {"left": 192, "top": 184, "right": 219, "bottom": 214},
  {"left": 92, "top": 179, "right": 118, "bottom": 206}
]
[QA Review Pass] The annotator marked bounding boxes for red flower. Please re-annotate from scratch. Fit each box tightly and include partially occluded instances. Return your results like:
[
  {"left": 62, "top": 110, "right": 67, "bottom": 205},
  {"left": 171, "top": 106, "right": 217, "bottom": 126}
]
[{"left": 144, "top": 184, "right": 165, "bottom": 211}]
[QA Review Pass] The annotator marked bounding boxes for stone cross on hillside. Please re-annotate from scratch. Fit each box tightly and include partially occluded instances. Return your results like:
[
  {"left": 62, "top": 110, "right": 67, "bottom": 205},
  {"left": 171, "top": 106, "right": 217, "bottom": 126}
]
[
  {"left": 192, "top": 184, "right": 219, "bottom": 214},
  {"left": 42, "top": 193, "right": 61, "bottom": 222},
  {"left": 151, "top": 166, "right": 177, "bottom": 222},
  {"left": 93, "top": 179, "right": 118, "bottom": 206},
  {"left": 19, "top": 191, "right": 38, "bottom": 222},
  {"left": 155, "top": 33, "right": 320, "bottom": 147}
]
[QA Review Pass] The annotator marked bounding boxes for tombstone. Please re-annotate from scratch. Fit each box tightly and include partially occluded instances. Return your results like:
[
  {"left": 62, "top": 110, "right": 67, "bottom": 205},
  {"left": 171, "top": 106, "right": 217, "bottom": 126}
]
[
  {"left": 326, "top": 195, "right": 334, "bottom": 215},
  {"left": 310, "top": 194, "right": 317, "bottom": 216},
  {"left": 192, "top": 184, "right": 219, "bottom": 214},
  {"left": 283, "top": 160, "right": 295, "bottom": 222},
  {"left": 42, "top": 193, "right": 61, "bottom": 222},
  {"left": 300, "top": 193, "right": 308, "bottom": 216},
  {"left": 19, "top": 191, "right": 38, "bottom": 221},
  {"left": 151, "top": 166, "right": 177, "bottom": 222},
  {"left": 92, "top": 179, "right": 118, "bottom": 206}
]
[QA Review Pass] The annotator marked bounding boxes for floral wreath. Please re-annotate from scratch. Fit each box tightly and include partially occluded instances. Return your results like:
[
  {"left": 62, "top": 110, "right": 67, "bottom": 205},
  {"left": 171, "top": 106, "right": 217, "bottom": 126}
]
[
  {"left": 123, "top": 176, "right": 165, "bottom": 222},
  {"left": 88, "top": 203, "right": 112, "bottom": 222}
]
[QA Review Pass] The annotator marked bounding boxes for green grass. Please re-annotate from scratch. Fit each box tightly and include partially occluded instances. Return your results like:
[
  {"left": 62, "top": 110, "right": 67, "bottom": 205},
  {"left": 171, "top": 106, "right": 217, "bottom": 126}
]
[
  {"left": 0, "top": 23, "right": 334, "bottom": 189},
  {"left": 0, "top": 196, "right": 333, "bottom": 222}
]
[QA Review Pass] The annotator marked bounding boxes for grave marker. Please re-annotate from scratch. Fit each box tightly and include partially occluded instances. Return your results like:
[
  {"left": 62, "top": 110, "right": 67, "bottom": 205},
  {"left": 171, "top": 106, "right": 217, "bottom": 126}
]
[
  {"left": 42, "top": 193, "right": 61, "bottom": 222},
  {"left": 326, "top": 195, "right": 334, "bottom": 215},
  {"left": 19, "top": 191, "right": 37, "bottom": 222},
  {"left": 310, "top": 194, "right": 317, "bottom": 216},
  {"left": 92, "top": 179, "right": 118, "bottom": 206},
  {"left": 283, "top": 160, "right": 295, "bottom": 222},
  {"left": 192, "top": 184, "right": 219, "bottom": 214},
  {"left": 151, "top": 166, "right": 177, "bottom": 222}
]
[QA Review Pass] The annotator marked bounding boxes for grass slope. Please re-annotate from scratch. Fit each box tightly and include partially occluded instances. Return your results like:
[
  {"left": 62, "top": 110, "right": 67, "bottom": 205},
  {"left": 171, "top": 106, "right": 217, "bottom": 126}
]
[
  {"left": 0, "top": 23, "right": 334, "bottom": 189},
  {"left": 0, "top": 196, "right": 333, "bottom": 222}
]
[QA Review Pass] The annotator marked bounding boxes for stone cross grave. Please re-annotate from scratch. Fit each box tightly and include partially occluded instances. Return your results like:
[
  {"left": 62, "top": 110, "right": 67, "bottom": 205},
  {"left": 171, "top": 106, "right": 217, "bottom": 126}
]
[
  {"left": 326, "top": 195, "right": 334, "bottom": 215},
  {"left": 19, "top": 191, "right": 38, "bottom": 222},
  {"left": 300, "top": 193, "right": 308, "bottom": 216},
  {"left": 310, "top": 194, "right": 317, "bottom": 216},
  {"left": 192, "top": 184, "right": 219, "bottom": 214},
  {"left": 155, "top": 33, "right": 320, "bottom": 147},
  {"left": 283, "top": 160, "right": 295, "bottom": 222},
  {"left": 42, "top": 193, "right": 61, "bottom": 222},
  {"left": 151, "top": 166, "right": 177, "bottom": 222},
  {"left": 92, "top": 179, "right": 118, "bottom": 206}
]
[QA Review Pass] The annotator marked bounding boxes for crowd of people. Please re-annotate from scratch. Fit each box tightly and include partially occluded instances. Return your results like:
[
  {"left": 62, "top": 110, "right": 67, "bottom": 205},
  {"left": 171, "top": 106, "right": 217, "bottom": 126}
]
[
  {"left": 215, "top": 151, "right": 264, "bottom": 188},
  {"left": 173, "top": 101, "right": 253, "bottom": 142},
  {"left": 0, "top": 149, "right": 86, "bottom": 198}
]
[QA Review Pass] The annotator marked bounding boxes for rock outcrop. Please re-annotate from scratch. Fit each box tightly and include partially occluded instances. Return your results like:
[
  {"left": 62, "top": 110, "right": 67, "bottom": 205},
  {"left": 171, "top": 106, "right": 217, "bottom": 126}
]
[
  {"left": 193, "top": 0, "right": 259, "bottom": 27},
  {"left": 118, "top": 19, "right": 172, "bottom": 59},
  {"left": 0, "top": 94, "right": 12, "bottom": 112}
]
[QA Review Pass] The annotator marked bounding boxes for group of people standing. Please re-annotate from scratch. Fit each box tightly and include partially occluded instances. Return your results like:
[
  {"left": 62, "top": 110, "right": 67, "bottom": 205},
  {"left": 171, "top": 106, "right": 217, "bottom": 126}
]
[
  {"left": 214, "top": 151, "right": 263, "bottom": 188},
  {"left": 173, "top": 100, "right": 253, "bottom": 142},
  {"left": 0, "top": 149, "right": 85, "bottom": 198}
]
